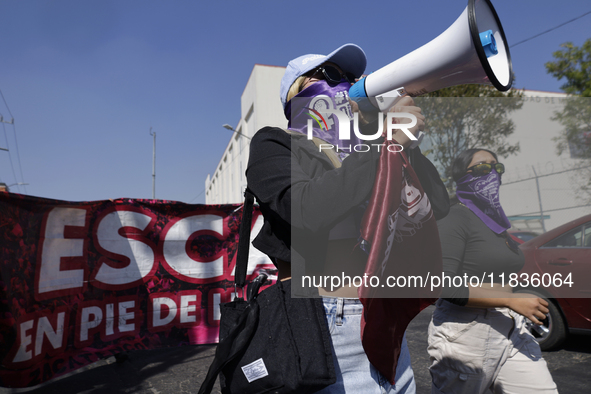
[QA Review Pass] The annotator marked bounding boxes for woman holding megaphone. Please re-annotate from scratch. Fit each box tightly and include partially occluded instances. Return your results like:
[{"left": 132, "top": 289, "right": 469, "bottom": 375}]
[{"left": 245, "top": 43, "right": 437, "bottom": 393}]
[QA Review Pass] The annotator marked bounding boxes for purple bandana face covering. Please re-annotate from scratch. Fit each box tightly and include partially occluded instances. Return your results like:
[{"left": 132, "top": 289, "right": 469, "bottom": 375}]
[
  {"left": 456, "top": 169, "right": 511, "bottom": 234},
  {"left": 284, "top": 80, "right": 364, "bottom": 159}
]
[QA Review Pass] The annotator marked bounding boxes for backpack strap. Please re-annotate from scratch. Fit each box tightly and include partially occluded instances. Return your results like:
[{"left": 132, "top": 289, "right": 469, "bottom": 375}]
[{"left": 234, "top": 188, "right": 254, "bottom": 289}]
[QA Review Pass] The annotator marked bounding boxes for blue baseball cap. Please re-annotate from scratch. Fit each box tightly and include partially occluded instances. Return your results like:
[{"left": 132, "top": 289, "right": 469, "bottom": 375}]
[{"left": 279, "top": 43, "right": 367, "bottom": 108}]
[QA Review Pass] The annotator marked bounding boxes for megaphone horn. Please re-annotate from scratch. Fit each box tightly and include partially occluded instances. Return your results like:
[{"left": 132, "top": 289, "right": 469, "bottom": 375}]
[{"left": 350, "top": 0, "right": 513, "bottom": 111}]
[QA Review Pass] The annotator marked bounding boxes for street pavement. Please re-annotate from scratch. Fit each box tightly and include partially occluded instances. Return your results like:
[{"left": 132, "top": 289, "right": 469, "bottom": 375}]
[{"left": 2, "top": 306, "right": 590, "bottom": 393}]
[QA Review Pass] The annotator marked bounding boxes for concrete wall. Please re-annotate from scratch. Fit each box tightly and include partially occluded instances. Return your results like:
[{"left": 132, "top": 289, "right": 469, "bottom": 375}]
[{"left": 501, "top": 91, "right": 590, "bottom": 232}]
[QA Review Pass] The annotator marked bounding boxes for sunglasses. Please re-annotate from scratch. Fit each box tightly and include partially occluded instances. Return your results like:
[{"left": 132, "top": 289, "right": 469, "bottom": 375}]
[
  {"left": 467, "top": 162, "right": 505, "bottom": 177},
  {"left": 309, "top": 65, "right": 356, "bottom": 84}
]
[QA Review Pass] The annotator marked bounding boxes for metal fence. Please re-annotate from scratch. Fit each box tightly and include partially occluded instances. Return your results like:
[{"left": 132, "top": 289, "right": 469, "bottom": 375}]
[{"left": 501, "top": 164, "right": 591, "bottom": 233}]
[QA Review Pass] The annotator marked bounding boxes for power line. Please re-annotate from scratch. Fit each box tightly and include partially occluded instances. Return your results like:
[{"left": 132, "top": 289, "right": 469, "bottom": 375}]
[
  {"left": 502, "top": 165, "right": 591, "bottom": 185},
  {"left": 0, "top": 88, "right": 13, "bottom": 118},
  {"left": 510, "top": 10, "right": 591, "bottom": 48},
  {"left": 189, "top": 188, "right": 205, "bottom": 203}
]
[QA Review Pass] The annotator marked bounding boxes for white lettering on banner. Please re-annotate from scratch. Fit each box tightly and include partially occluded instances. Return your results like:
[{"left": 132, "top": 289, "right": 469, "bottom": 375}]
[
  {"left": 152, "top": 297, "right": 177, "bottom": 327},
  {"left": 36, "top": 209, "right": 229, "bottom": 298},
  {"left": 179, "top": 294, "right": 197, "bottom": 324},
  {"left": 13, "top": 312, "right": 67, "bottom": 363},
  {"left": 35, "top": 208, "right": 271, "bottom": 300},
  {"left": 80, "top": 306, "right": 103, "bottom": 342},
  {"left": 95, "top": 211, "right": 154, "bottom": 285},
  {"left": 76, "top": 300, "right": 138, "bottom": 346},
  {"left": 162, "top": 214, "right": 224, "bottom": 280},
  {"left": 38, "top": 208, "right": 87, "bottom": 295},
  {"left": 35, "top": 313, "right": 65, "bottom": 357},
  {"left": 118, "top": 301, "right": 135, "bottom": 332},
  {"left": 105, "top": 303, "right": 115, "bottom": 336},
  {"left": 12, "top": 320, "right": 34, "bottom": 362},
  {"left": 213, "top": 293, "right": 221, "bottom": 321},
  {"left": 148, "top": 291, "right": 202, "bottom": 331}
]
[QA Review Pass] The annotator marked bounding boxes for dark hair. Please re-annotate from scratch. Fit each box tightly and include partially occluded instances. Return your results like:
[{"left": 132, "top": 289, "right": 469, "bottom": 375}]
[{"left": 451, "top": 148, "right": 498, "bottom": 183}]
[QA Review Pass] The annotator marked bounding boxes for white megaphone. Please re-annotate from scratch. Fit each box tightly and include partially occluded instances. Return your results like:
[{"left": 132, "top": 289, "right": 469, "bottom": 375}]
[{"left": 349, "top": 0, "right": 513, "bottom": 112}]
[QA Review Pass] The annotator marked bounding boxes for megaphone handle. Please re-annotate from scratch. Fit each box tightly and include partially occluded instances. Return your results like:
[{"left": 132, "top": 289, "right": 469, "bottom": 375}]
[{"left": 375, "top": 87, "right": 407, "bottom": 112}]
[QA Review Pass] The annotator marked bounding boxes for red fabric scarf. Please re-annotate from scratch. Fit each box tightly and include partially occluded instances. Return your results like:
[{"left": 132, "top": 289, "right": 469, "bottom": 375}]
[{"left": 359, "top": 142, "right": 442, "bottom": 384}]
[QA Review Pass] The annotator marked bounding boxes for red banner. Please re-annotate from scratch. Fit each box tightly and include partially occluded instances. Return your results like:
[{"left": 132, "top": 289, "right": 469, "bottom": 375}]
[{"left": 0, "top": 193, "right": 275, "bottom": 388}]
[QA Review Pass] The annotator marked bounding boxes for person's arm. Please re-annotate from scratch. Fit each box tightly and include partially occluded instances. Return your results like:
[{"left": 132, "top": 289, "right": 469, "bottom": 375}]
[{"left": 465, "top": 288, "right": 549, "bottom": 325}]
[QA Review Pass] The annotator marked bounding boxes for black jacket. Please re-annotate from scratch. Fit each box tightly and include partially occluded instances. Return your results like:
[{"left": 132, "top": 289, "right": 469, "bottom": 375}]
[
  {"left": 245, "top": 127, "right": 449, "bottom": 292},
  {"left": 246, "top": 127, "right": 381, "bottom": 275}
]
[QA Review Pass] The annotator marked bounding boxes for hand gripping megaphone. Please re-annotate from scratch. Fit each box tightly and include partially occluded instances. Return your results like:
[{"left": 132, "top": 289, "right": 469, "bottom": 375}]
[{"left": 349, "top": 0, "right": 513, "bottom": 112}]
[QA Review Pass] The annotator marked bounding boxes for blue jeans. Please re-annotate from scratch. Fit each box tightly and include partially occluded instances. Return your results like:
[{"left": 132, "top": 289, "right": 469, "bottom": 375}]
[{"left": 317, "top": 297, "right": 416, "bottom": 394}]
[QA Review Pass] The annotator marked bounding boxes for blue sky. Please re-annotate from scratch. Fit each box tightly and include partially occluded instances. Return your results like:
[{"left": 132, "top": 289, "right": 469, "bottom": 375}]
[{"left": 0, "top": 0, "right": 589, "bottom": 203}]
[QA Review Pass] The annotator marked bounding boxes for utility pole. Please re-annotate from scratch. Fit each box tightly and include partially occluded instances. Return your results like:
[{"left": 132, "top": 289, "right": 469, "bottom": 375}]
[
  {"left": 532, "top": 166, "right": 546, "bottom": 233},
  {"left": 150, "top": 127, "right": 156, "bottom": 199}
]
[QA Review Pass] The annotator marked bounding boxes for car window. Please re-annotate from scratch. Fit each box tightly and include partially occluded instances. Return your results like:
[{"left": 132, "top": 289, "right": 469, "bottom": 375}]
[
  {"left": 585, "top": 224, "right": 591, "bottom": 247},
  {"left": 518, "top": 233, "right": 538, "bottom": 242},
  {"left": 544, "top": 226, "right": 583, "bottom": 248}
]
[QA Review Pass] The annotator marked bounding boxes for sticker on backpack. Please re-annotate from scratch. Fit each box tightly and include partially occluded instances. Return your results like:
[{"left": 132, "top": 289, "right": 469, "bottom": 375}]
[{"left": 241, "top": 358, "right": 269, "bottom": 383}]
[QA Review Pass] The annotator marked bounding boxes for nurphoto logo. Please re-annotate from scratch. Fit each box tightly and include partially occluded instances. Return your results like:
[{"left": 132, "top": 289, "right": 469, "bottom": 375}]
[{"left": 306, "top": 107, "right": 418, "bottom": 153}]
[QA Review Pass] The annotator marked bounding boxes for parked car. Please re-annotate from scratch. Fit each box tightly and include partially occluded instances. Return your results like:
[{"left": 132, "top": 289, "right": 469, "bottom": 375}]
[
  {"left": 518, "top": 214, "right": 591, "bottom": 350},
  {"left": 509, "top": 230, "right": 540, "bottom": 243}
]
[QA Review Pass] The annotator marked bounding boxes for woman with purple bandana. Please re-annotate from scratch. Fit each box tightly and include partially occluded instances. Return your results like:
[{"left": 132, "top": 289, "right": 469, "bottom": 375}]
[
  {"left": 246, "top": 44, "right": 425, "bottom": 393},
  {"left": 428, "top": 149, "right": 558, "bottom": 393}
]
